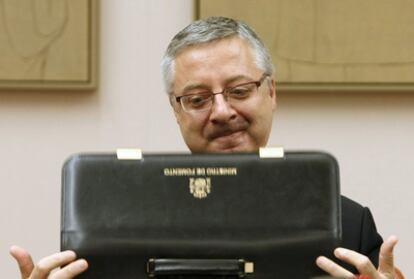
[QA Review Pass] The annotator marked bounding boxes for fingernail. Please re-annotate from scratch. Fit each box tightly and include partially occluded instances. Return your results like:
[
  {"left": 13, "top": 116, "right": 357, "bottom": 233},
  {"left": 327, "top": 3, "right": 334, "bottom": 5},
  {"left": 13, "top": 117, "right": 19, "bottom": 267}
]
[
  {"left": 335, "top": 248, "right": 347, "bottom": 257},
  {"left": 388, "top": 235, "right": 398, "bottom": 243},
  {"left": 316, "top": 256, "right": 328, "bottom": 266},
  {"left": 9, "top": 245, "right": 21, "bottom": 252},
  {"left": 62, "top": 250, "right": 76, "bottom": 258},
  {"left": 75, "top": 259, "right": 88, "bottom": 270}
]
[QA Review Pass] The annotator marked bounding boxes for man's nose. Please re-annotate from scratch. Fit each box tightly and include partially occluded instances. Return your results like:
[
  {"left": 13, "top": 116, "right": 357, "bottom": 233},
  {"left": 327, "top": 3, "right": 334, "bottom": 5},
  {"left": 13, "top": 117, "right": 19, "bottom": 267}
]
[{"left": 209, "top": 94, "right": 237, "bottom": 123}]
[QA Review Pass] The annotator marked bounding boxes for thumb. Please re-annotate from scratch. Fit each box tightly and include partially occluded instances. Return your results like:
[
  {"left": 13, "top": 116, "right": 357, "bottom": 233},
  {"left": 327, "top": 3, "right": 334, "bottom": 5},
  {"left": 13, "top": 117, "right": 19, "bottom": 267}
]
[
  {"left": 9, "top": 245, "right": 35, "bottom": 279},
  {"left": 378, "top": 235, "right": 398, "bottom": 276}
]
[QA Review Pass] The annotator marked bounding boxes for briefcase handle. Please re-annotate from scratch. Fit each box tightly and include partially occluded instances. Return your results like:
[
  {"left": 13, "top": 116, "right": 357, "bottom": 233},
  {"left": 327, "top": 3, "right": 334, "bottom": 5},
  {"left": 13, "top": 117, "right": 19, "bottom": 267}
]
[{"left": 147, "top": 258, "right": 254, "bottom": 277}]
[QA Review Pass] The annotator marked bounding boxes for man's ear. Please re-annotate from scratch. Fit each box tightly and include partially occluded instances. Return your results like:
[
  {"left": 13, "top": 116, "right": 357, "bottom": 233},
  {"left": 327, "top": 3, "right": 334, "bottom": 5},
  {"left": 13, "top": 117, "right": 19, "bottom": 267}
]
[
  {"left": 268, "top": 78, "right": 277, "bottom": 111},
  {"left": 173, "top": 110, "right": 181, "bottom": 124},
  {"left": 169, "top": 95, "right": 181, "bottom": 124}
]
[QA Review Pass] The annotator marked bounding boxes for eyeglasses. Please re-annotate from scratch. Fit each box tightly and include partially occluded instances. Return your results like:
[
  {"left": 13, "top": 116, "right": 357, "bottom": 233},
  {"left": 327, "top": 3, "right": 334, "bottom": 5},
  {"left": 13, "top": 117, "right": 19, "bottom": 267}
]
[{"left": 173, "top": 74, "right": 269, "bottom": 113}]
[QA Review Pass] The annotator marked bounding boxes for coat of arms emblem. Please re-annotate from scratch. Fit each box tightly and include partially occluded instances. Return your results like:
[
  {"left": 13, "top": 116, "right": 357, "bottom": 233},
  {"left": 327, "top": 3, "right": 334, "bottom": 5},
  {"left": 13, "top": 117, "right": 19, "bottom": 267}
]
[{"left": 189, "top": 177, "right": 211, "bottom": 199}]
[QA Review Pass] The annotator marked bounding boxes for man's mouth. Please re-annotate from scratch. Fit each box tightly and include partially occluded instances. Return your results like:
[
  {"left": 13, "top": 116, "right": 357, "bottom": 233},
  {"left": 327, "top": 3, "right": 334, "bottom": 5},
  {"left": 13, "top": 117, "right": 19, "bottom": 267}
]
[
  {"left": 212, "top": 130, "right": 244, "bottom": 142},
  {"left": 207, "top": 121, "right": 249, "bottom": 140},
  {"left": 204, "top": 121, "right": 250, "bottom": 151},
  {"left": 208, "top": 126, "right": 246, "bottom": 141},
  {"left": 207, "top": 128, "right": 249, "bottom": 152}
]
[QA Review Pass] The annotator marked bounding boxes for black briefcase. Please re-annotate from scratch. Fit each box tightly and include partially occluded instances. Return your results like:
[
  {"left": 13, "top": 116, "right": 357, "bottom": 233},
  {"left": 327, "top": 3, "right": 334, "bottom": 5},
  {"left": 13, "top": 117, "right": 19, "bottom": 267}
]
[{"left": 61, "top": 149, "right": 341, "bottom": 279}]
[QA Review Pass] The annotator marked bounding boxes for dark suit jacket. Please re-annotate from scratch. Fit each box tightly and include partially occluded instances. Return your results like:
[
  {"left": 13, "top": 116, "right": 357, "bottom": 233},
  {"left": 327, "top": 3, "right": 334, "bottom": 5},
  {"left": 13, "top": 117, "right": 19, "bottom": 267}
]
[{"left": 339, "top": 196, "right": 383, "bottom": 273}]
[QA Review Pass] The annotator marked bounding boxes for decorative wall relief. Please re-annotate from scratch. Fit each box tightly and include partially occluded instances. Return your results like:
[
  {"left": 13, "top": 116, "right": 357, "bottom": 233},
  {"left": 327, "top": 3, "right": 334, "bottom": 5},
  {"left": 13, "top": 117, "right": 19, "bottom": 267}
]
[
  {"left": 197, "top": 0, "right": 414, "bottom": 91},
  {"left": 0, "top": 0, "right": 98, "bottom": 90}
]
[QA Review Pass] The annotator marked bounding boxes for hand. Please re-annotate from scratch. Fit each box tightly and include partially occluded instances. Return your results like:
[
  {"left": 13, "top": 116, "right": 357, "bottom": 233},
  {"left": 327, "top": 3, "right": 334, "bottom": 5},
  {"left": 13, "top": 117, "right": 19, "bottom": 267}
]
[
  {"left": 316, "top": 235, "right": 398, "bottom": 279},
  {"left": 9, "top": 245, "right": 88, "bottom": 279}
]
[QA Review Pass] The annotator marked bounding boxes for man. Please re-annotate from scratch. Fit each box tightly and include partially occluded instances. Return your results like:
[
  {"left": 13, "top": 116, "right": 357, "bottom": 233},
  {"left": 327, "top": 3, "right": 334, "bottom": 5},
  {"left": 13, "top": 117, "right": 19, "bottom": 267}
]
[{"left": 10, "top": 17, "right": 400, "bottom": 279}]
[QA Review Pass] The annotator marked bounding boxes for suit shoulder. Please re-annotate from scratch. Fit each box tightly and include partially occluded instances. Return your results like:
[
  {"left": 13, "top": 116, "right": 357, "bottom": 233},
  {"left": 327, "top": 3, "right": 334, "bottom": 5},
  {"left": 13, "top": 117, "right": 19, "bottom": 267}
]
[
  {"left": 341, "top": 195, "right": 365, "bottom": 216},
  {"left": 340, "top": 195, "right": 383, "bottom": 269}
]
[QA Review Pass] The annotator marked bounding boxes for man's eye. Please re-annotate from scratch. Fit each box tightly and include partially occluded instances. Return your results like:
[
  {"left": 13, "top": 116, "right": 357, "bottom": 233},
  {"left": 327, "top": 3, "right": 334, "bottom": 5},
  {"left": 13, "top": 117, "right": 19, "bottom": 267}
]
[
  {"left": 228, "top": 86, "right": 253, "bottom": 98},
  {"left": 185, "top": 95, "right": 210, "bottom": 108}
]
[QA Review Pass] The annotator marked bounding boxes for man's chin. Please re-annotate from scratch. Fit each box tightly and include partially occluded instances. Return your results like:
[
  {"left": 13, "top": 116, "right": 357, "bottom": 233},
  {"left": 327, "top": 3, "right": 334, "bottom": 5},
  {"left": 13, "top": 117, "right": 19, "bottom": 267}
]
[
  {"left": 187, "top": 132, "right": 259, "bottom": 153},
  {"left": 190, "top": 143, "right": 257, "bottom": 154},
  {"left": 203, "top": 131, "right": 256, "bottom": 153},
  {"left": 210, "top": 146, "right": 254, "bottom": 153},
  {"left": 207, "top": 139, "right": 257, "bottom": 153}
]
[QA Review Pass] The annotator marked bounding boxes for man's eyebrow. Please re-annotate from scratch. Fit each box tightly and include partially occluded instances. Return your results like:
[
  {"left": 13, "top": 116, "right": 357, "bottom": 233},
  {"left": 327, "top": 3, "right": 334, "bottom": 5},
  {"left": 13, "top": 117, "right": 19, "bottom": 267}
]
[
  {"left": 181, "top": 83, "right": 210, "bottom": 95},
  {"left": 225, "top": 75, "right": 255, "bottom": 84},
  {"left": 180, "top": 75, "right": 255, "bottom": 95}
]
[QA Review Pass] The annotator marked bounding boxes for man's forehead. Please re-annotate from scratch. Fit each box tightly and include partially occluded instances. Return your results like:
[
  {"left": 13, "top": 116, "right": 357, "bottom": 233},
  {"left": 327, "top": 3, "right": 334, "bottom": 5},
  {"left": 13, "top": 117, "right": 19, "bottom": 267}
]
[
  {"left": 175, "top": 36, "right": 252, "bottom": 62},
  {"left": 171, "top": 36, "right": 262, "bottom": 94}
]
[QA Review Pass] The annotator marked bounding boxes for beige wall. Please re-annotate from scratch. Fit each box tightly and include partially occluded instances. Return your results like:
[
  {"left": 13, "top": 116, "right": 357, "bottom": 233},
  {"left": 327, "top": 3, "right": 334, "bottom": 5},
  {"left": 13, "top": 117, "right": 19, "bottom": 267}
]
[
  {"left": 1, "top": 1, "right": 412, "bottom": 278},
  {"left": 272, "top": 92, "right": 414, "bottom": 278}
]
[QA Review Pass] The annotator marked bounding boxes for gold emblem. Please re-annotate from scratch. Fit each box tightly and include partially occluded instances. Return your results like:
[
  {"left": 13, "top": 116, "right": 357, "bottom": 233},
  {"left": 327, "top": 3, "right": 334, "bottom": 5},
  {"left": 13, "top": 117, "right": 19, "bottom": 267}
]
[{"left": 189, "top": 177, "right": 211, "bottom": 199}]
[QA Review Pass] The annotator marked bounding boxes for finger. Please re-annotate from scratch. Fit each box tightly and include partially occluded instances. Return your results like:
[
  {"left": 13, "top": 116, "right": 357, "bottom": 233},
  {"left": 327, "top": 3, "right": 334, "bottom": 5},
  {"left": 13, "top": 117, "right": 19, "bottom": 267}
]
[
  {"left": 31, "top": 251, "right": 77, "bottom": 279},
  {"left": 334, "top": 248, "right": 377, "bottom": 277},
  {"left": 378, "top": 235, "right": 398, "bottom": 275},
  {"left": 49, "top": 259, "right": 88, "bottom": 279},
  {"left": 9, "top": 245, "right": 35, "bottom": 279},
  {"left": 316, "top": 256, "right": 355, "bottom": 279}
]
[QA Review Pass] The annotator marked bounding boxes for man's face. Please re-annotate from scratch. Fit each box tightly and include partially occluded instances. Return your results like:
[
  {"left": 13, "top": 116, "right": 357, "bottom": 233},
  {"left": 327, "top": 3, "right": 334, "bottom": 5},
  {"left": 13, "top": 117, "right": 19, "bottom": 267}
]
[{"left": 170, "top": 36, "right": 276, "bottom": 153}]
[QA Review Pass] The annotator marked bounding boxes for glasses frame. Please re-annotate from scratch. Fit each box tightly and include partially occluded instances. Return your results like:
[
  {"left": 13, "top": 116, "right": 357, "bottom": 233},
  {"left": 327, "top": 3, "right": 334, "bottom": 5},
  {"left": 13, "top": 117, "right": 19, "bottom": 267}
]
[{"left": 174, "top": 73, "right": 269, "bottom": 113}]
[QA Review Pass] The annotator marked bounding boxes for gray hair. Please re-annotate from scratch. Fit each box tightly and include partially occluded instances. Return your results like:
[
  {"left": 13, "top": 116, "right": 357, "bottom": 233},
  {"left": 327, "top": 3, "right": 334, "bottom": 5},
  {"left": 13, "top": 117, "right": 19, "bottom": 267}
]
[{"left": 161, "top": 16, "right": 274, "bottom": 93}]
